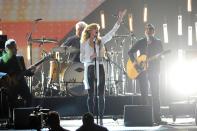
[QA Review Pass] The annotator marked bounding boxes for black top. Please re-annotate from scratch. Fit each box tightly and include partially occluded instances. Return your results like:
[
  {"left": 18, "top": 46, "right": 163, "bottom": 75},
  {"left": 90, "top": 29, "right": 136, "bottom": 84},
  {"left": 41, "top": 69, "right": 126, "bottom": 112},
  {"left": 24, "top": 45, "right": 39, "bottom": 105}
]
[
  {"left": 0, "top": 55, "right": 33, "bottom": 76},
  {"left": 49, "top": 126, "right": 69, "bottom": 131},
  {"left": 61, "top": 35, "right": 80, "bottom": 62},
  {"left": 76, "top": 123, "right": 108, "bottom": 131},
  {"left": 128, "top": 37, "right": 163, "bottom": 72}
]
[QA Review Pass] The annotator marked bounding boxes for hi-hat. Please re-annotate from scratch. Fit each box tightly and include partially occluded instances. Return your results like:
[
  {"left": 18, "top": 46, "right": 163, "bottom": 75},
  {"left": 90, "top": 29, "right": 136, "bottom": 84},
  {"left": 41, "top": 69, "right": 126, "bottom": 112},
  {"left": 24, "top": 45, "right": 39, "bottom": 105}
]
[
  {"left": 52, "top": 46, "right": 79, "bottom": 53},
  {"left": 30, "top": 38, "right": 58, "bottom": 43}
]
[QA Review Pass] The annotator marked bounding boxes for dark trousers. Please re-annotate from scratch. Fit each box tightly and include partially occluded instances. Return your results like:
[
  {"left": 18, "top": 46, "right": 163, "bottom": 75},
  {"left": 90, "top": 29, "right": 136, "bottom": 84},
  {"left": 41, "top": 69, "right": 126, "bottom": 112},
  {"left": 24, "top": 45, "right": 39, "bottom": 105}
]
[
  {"left": 7, "top": 78, "right": 32, "bottom": 109},
  {"left": 138, "top": 71, "right": 161, "bottom": 123},
  {"left": 6, "top": 77, "right": 32, "bottom": 122},
  {"left": 87, "top": 64, "right": 105, "bottom": 118}
]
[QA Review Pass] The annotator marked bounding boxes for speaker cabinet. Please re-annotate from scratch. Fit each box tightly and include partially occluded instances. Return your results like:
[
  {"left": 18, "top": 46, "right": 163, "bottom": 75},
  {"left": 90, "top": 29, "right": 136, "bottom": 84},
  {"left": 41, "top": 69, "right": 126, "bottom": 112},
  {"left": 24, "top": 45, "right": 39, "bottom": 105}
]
[
  {"left": 124, "top": 105, "right": 153, "bottom": 126},
  {"left": 13, "top": 107, "right": 36, "bottom": 129}
]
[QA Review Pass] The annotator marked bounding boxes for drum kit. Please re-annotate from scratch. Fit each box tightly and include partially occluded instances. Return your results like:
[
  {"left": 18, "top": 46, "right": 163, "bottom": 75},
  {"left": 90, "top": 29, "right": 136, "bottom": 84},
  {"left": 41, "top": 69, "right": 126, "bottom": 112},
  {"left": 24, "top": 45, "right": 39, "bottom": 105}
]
[
  {"left": 30, "top": 35, "right": 132, "bottom": 97},
  {"left": 30, "top": 38, "right": 86, "bottom": 97}
]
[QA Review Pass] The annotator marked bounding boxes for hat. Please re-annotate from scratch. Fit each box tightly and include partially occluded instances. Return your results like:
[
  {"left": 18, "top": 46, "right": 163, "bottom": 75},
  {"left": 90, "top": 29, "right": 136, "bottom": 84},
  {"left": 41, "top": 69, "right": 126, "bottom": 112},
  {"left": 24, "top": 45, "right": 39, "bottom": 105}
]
[{"left": 5, "top": 39, "right": 16, "bottom": 48}]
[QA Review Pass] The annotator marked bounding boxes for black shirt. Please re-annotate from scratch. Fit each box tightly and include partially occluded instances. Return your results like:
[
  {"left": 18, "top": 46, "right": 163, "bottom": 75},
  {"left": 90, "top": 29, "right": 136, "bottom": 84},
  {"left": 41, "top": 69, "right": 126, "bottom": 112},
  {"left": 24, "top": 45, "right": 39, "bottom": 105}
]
[
  {"left": 76, "top": 123, "right": 108, "bottom": 131},
  {"left": 61, "top": 35, "right": 80, "bottom": 62},
  {"left": 128, "top": 37, "right": 163, "bottom": 72}
]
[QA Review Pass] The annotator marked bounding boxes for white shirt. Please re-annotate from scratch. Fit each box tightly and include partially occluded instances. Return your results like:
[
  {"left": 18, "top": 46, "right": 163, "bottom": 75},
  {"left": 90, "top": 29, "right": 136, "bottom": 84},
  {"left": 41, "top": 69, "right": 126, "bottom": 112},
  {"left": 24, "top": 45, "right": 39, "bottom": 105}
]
[{"left": 80, "top": 22, "right": 120, "bottom": 89}]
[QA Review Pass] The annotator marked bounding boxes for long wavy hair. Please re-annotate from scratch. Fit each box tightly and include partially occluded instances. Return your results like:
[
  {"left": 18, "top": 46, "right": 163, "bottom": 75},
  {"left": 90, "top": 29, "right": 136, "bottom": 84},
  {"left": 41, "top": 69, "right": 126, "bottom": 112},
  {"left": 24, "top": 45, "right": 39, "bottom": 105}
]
[{"left": 80, "top": 23, "right": 101, "bottom": 45}]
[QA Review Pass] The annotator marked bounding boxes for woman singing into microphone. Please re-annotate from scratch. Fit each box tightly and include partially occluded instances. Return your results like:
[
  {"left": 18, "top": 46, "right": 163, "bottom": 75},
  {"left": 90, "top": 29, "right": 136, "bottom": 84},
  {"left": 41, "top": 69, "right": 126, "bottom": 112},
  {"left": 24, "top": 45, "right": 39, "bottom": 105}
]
[{"left": 80, "top": 9, "right": 126, "bottom": 125}]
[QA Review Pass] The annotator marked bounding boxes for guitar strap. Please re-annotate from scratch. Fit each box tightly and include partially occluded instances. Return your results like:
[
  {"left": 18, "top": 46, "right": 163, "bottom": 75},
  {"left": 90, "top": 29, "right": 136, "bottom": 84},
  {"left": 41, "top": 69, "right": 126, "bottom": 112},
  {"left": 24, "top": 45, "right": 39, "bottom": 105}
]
[{"left": 145, "top": 38, "right": 149, "bottom": 61}]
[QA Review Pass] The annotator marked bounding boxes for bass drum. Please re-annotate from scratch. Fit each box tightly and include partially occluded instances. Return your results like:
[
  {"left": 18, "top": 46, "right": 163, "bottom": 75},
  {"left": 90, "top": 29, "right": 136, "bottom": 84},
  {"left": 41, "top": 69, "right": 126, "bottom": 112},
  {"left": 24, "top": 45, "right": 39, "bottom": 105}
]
[{"left": 61, "top": 62, "right": 87, "bottom": 96}]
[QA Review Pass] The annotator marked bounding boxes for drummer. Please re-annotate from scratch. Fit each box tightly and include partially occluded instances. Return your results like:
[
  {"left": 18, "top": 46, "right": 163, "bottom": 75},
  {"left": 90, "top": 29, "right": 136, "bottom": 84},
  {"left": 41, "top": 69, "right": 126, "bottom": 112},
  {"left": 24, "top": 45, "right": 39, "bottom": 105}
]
[{"left": 60, "top": 21, "right": 87, "bottom": 62}]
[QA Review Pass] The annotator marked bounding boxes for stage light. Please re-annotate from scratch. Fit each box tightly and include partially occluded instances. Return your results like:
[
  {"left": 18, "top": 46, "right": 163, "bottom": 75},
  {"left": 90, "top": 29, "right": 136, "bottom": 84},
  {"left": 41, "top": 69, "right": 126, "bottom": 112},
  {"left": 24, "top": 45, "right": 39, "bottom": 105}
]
[
  {"left": 195, "top": 22, "right": 197, "bottom": 41},
  {"left": 188, "top": 26, "right": 192, "bottom": 46},
  {"left": 168, "top": 59, "right": 197, "bottom": 96},
  {"left": 178, "top": 15, "right": 182, "bottom": 36},
  {"left": 143, "top": 4, "right": 147, "bottom": 23},
  {"left": 27, "top": 44, "right": 31, "bottom": 61},
  {"left": 100, "top": 10, "right": 105, "bottom": 29},
  {"left": 163, "top": 23, "right": 168, "bottom": 43},
  {"left": 136, "top": 50, "right": 140, "bottom": 57},
  {"left": 187, "top": 0, "right": 192, "bottom": 12},
  {"left": 0, "top": 19, "right": 2, "bottom": 35},
  {"left": 167, "top": 49, "right": 197, "bottom": 96},
  {"left": 55, "top": 52, "right": 60, "bottom": 61},
  {"left": 128, "top": 13, "right": 133, "bottom": 32}
]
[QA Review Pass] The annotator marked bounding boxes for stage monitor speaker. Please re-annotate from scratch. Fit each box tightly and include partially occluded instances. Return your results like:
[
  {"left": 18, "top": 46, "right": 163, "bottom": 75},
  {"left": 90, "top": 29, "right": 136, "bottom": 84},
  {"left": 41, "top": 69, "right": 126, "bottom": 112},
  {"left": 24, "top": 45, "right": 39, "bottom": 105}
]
[
  {"left": 124, "top": 105, "right": 153, "bottom": 126},
  {"left": 13, "top": 107, "right": 36, "bottom": 129}
]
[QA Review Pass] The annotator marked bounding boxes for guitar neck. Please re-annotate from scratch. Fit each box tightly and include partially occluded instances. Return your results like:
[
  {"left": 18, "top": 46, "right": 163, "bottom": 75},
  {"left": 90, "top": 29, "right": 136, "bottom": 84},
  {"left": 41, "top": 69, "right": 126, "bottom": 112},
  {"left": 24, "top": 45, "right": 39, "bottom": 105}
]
[
  {"left": 147, "top": 50, "right": 170, "bottom": 62},
  {"left": 33, "top": 58, "right": 46, "bottom": 67},
  {"left": 148, "top": 54, "right": 160, "bottom": 62},
  {"left": 30, "top": 55, "right": 50, "bottom": 68}
]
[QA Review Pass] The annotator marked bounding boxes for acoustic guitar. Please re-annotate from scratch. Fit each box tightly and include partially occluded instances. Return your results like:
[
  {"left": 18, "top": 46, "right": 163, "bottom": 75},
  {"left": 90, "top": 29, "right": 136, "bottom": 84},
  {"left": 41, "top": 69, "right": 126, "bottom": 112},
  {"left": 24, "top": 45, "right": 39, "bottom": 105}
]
[{"left": 126, "top": 50, "right": 170, "bottom": 80}]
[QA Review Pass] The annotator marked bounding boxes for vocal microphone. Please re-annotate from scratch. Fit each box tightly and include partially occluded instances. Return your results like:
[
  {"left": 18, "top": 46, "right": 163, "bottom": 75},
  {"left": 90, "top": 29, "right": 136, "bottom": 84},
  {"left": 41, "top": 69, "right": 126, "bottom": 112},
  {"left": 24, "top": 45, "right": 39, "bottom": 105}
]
[
  {"left": 93, "top": 36, "right": 97, "bottom": 43},
  {"left": 34, "top": 18, "right": 42, "bottom": 22}
]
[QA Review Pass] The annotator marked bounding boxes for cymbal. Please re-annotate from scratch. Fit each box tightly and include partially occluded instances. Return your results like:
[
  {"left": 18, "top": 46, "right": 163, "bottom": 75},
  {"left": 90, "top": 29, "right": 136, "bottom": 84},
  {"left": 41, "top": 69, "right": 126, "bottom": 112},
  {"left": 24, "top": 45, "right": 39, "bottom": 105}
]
[
  {"left": 52, "top": 47, "right": 65, "bottom": 53},
  {"left": 52, "top": 46, "right": 79, "bottom": 53},
  {"left": 30, "top": 38, "right": 58, "bottom": 43}
]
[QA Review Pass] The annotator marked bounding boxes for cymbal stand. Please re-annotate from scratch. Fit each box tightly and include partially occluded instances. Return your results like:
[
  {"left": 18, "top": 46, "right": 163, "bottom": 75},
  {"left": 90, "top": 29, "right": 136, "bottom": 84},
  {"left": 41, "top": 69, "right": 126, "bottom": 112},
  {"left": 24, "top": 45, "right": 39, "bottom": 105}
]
[
  {"left": 120, "top": 38, "right": 127, "bottom": 95},
  {"left": 114, "top": 38, "right": 127, "bottom": 95},
  {"left": 27, "top": 19, "right": 41, "bottom": 92},
  {"left": 103, "top": 46, "right": 112, "bottom": 96},
  {"left": 109, "top": 47, "right": 117, "bottom": 95},
  {"left": 114, "top": 40, "right": 120, "bottom": 95},
  {"left": 40, "top": 45, "right": 47, "bottom": 96}
]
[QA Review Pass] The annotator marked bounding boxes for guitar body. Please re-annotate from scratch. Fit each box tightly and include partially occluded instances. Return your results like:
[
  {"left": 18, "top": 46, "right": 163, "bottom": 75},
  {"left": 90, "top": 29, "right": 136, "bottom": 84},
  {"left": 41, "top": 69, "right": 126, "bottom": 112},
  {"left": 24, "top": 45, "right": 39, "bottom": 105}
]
[
  {"left": 126, "top": 55, "right": 147, "bottom": 79},
  {"left": 127, "top": 50, "right": 171, "bottom": 80}
]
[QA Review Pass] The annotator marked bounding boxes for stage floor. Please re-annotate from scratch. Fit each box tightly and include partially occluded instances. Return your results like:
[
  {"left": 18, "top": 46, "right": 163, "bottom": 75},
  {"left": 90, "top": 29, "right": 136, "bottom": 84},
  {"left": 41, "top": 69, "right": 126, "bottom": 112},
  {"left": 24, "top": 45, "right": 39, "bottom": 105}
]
[
  {"left": 1, "top": 117, "right": 197, "bottom": 130},
  {"left": 61, "top": 117, "right": 197, "bottom": 131}
]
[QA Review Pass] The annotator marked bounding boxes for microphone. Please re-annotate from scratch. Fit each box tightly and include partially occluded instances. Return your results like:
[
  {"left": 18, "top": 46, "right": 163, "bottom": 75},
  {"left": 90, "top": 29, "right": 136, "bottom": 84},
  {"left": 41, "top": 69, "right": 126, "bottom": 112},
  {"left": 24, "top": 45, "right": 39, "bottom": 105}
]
[
  {"left": 93, "top": 36, "right": 97, "bottom": 43},
  {"left": 34, "top": 18, "right": 42, "bottom": 22}
]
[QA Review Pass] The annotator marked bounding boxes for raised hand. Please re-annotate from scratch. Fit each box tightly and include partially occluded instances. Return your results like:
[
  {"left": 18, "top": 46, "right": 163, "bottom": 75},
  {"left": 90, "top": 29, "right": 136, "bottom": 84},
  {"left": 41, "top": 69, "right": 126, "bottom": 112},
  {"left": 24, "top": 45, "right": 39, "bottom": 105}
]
[{"left": 117, "top": 9, "right": 127, "bottom": 25}]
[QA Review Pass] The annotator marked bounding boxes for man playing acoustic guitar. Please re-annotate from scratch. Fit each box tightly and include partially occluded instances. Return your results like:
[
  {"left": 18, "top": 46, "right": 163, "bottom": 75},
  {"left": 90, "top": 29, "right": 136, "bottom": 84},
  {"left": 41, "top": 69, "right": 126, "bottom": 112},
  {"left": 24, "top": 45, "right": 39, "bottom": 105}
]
[{"left": 128, "top": 23, "right": 166, "bottom": 125}]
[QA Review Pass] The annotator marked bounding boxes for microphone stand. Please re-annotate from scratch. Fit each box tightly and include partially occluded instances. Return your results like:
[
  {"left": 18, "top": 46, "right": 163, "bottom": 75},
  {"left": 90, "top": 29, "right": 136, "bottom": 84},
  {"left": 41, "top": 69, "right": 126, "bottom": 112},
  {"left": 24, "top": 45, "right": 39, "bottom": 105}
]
[
  {"left": 103, "top": 45, "right": 111, "bottom": 96},
  {"left": 93, "top": 37, "right": 99, "bottom": 124}
]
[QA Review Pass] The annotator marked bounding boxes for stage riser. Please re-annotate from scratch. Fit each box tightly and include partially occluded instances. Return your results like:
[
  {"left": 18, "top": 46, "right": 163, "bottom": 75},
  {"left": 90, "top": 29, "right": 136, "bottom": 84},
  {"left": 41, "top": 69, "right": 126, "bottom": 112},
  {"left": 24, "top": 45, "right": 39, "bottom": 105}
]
[{"left": 33, "top": 95, "right": 151, "bottom": 117}]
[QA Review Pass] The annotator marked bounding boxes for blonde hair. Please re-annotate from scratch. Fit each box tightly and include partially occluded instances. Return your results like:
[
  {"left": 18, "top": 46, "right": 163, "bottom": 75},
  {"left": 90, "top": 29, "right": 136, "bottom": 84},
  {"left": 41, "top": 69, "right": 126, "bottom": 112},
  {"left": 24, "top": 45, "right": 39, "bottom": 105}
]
[{"left": 80, "top": 23, "right": 101, "bottom": 44}]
